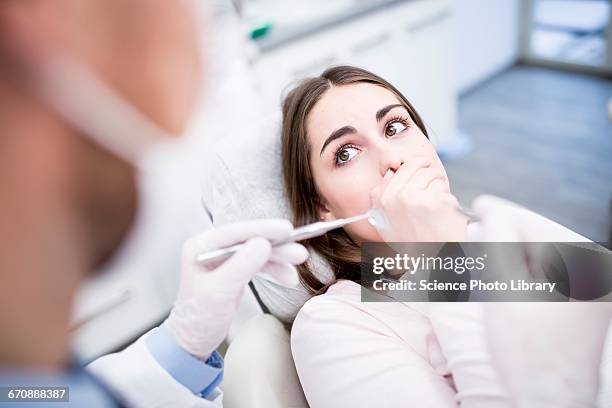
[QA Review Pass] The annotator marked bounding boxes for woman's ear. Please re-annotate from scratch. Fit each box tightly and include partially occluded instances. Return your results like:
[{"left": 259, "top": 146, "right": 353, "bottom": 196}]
[{"left": 316, "top": 198, "right": 336, "bottom": 222}]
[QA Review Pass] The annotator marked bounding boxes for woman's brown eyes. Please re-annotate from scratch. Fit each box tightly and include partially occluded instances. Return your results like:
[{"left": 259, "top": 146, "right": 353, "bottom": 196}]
[
  {"left": 385, "top": 121, "right": 407, "bottom": 137},
  {"left": 334, "top": 120, "right": 408, "bottom": 166},
  {"left": 335, "top": 146, "right": 359, "bottom": 165}
]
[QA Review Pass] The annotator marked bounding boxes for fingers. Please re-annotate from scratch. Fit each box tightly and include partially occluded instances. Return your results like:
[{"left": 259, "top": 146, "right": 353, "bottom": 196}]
[
  {"left": 382, "top": 158, "right": 431, "bottom": 199},
  {"left": 214, "top": 237, "right": 272, "bottom": 288},
  {"left": 472, "top": 194, "right": 524, "bottom": 215},
  {"left": 383, "top": 168, "right": 394, "bottom": 183},
  {"left": 472, "top": 194, "right": 542, "bottom": 242},
  {"left": 270, "top": 242, "right": 309, "bottom": 265},
  {"left": 372, "top": 161, "right": 452, "bottom": 215},
  {"left": 409, "top": 167, "right": 447, "bottom": 191},
  {"left": 480, "top": 210, "right": 522, "bottom": 242},
  {"left": 370, "top": 169, "right": 394, "bottom": 207},
  {"left": 186, "top": 219, "right": 293, "bottom": 254},
  {"left": 375, "top": 160, "right": 448, "bottom": 208},
  {"left": 472, "top": 195, "right": 523, "bottom": 242},
  {"left": 473, "top": 194, "right": 590, "bottom": 242},
  {"left": 259, "top": 263, "right": 300, "bottom": 288},
  {"left": 226, "top": 242, "right": 308, "bottom": 288}
]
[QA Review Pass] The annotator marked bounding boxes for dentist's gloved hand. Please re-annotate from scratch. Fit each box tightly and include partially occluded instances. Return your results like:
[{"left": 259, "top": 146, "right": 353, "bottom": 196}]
[
  {"left": 471, "top": 195, "right": 612, "bottom": 408},
  {"left": 469, "top": 194, "right": 596, "bottom": 294},
  {"left": 470, "top": 194, "right": 590, "bottom": 242},
  {"left": 166, "top": 219, "right": 309, "bottom": 360}
]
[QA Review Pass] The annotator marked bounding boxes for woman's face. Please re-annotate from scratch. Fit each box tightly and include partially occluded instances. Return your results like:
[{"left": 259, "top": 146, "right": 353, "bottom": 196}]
[{"left": 307, "top": 82, "right": 450, "bottom": 243}]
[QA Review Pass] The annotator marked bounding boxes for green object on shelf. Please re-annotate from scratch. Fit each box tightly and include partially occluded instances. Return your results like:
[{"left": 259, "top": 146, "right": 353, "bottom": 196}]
[{"left": 250, "top": 23, "right": 272, "bottom": 40}]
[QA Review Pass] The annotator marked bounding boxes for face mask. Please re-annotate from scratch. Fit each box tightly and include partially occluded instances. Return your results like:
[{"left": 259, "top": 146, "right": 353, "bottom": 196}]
[
  {"left": 34, "top": 56, "right": 178, "bottom": 171},
  {"left": 32, "top": 53, "right": 210, "bottom": 287},
  {"left": 29, "top": 0, "right": 209, "bottom": 165}
]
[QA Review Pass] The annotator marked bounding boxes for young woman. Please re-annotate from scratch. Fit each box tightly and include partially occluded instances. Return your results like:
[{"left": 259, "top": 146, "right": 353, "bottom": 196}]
[{"left": 281, "top": 66, "right": 509, "bottom": 407}]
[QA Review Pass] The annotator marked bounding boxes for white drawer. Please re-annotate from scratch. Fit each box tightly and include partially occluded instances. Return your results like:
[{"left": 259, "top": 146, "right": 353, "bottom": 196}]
[{"left": 251, "top": 0, "right": 458, "bottom": 147}]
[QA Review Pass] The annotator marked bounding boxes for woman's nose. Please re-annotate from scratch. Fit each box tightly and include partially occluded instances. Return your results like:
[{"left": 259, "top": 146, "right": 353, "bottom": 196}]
[{"left": 378, "top": 147, "right": 404, "bottom": 176}]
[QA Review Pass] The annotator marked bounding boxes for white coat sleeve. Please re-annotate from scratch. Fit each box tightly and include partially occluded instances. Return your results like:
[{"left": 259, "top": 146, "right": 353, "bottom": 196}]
[{"left": 86, "top": 328, "right": 223, "bottom": 408}]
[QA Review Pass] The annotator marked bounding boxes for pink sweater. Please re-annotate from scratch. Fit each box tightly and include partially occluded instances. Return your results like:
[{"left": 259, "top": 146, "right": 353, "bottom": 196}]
[{"left": 291, "top": 280, "right": 510, "bottom": 408}]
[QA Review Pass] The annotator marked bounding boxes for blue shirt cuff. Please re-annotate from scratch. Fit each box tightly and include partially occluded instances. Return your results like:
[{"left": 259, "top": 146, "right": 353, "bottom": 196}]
[{"left": 146, "top": 323, "right": 223, "bottom": 398}]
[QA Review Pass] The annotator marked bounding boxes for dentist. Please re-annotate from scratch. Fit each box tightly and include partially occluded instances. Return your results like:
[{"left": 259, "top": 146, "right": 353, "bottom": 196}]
[{"left": 0, "top": 1, "right": 306, "bottom": 407}]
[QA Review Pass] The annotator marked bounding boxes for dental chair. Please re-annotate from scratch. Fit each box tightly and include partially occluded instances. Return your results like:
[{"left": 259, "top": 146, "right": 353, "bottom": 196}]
[
  {"left": 201, "top": 115, "right": 332, "bottom": 408},
  {"left": 222, "top": 312, "right": 309, "bottom": 408}
]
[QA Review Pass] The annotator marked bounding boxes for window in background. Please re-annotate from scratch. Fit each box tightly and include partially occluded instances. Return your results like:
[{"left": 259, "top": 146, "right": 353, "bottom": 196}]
[{"left": 522, "top": 0, "right": 612, "bottom": 74}]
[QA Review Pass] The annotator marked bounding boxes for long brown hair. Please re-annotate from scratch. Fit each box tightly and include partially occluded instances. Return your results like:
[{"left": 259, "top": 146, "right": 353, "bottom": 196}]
[{"left": 281, "top": 65, "right": 428, "bottom": 295}]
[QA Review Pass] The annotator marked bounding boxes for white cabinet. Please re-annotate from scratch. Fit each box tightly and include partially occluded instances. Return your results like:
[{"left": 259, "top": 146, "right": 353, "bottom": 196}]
[
  {"left": 452, "top": 0, "right": 521, "bottom": 93},
  {"left": 251, "top": 0, "right": 458, "bottom": 147}
]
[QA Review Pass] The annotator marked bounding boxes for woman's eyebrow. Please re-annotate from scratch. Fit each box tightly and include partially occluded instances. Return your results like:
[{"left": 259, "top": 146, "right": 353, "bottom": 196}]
[
  {"left": 319, "top": 125, "right": 356, "bottom": 156},
  {"left": 376, "top": 104, "right": 404, "bottom": 122}
]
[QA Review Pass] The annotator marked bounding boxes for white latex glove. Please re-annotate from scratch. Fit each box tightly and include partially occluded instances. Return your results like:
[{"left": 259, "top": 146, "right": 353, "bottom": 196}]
[
  {"left": 470, "top": 194, "right": 590, "bottom": 243},
  {"left": 472, "top": 194, "right": 612, "bottom": 408},
  {"left": 166, "top": 219, "right": 309, "bottom": 360},
  {"left": 469, "top": 194, "right": 594, "bottom": 297}
]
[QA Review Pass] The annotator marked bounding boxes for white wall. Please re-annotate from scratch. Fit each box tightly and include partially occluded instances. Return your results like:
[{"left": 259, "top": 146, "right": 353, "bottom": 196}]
[{"left": 452, "top": 0, "right": 522, "bottom": 94}]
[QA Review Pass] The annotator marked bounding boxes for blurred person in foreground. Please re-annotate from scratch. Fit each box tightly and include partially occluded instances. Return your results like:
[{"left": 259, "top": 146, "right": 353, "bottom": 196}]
[{"left": 0, "top": 1, "right": 306, "bottom": 407}]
